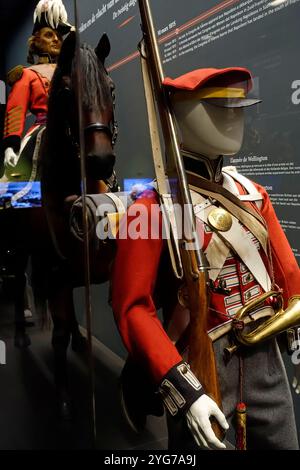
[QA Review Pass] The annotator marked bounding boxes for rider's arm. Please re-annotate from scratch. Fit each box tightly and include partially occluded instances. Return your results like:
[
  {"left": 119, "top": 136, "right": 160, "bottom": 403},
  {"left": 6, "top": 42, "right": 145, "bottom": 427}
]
[{"left": 3, "top": 68, "right": 32, "bottom": 153}]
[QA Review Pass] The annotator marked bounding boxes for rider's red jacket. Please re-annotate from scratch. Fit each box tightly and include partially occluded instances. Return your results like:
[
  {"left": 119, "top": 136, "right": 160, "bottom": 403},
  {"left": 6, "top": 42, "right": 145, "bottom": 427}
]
[{"left": 3, "top": 64, "right": 56, "bottom": 152}]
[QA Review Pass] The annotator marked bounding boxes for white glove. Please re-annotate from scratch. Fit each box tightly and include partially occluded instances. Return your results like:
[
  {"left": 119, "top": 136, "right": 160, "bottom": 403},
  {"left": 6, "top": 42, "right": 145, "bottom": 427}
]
[
  {"left": 4, "top": 147, "right": 19, "bottom": 167},
  {"left": 186, "top": 394, "right": 229, "bottom": 449}
]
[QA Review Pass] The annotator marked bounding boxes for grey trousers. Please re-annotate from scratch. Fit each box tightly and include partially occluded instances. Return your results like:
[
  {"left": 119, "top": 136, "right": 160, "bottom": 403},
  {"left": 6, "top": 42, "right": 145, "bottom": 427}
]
[{"left": 168, "top": 335, "right": 299, "bottom": 450}]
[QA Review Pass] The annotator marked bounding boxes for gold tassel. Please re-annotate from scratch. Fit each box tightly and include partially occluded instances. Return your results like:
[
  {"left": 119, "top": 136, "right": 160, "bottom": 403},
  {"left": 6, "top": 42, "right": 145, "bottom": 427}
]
[{"left": 235, "top": 402, "right": 247, "bottom": 450}]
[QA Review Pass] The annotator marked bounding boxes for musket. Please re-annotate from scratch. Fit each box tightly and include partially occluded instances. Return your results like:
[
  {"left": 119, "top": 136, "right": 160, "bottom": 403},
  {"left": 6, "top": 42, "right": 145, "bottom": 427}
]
[
  {"left": 73, "top": 0, "right": 97, "bottom": 444},
  {"left": 138, "top": 0, "right": 223, "bottom": 437}
]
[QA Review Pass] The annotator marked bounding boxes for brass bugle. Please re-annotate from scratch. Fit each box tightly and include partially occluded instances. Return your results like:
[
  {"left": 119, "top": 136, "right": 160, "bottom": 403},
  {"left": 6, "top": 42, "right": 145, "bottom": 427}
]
[{"left": 227, "top": 291, "right": 300, "bottom": 352}]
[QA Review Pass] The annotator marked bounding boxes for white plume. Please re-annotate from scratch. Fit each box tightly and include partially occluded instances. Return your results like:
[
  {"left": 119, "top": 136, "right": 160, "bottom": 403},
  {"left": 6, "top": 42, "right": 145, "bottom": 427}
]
[{"left": 33, "top": 0, "right": 68, "bottom": 29}]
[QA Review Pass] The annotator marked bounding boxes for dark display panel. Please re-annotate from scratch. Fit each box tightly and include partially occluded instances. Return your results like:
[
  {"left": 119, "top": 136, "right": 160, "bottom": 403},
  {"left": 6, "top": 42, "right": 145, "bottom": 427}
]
[{"left": 78, "top": 0, "right": 300, "bottom": 262}]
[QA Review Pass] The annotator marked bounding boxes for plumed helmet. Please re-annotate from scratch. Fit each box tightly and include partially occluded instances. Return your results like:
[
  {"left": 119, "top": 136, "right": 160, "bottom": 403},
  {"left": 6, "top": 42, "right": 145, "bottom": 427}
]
[{"left": 32, "top": 0, "right": 72, "bottom": 35}]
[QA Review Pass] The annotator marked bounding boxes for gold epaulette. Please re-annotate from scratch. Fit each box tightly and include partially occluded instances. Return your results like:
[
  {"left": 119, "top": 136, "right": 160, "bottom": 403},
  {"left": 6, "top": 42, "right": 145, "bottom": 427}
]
[{"left": 6, "top": 65, "right": 24, "bottom": 87}]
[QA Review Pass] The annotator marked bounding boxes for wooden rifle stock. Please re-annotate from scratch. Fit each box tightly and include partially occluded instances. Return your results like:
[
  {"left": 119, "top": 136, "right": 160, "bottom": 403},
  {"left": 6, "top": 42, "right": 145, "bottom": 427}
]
[{"left": 138, "top": 0, "right": 223, "bottom": 437}]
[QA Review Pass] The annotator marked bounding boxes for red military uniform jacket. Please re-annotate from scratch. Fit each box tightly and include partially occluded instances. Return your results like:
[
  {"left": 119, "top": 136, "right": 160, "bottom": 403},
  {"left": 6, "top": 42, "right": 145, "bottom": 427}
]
[
  {"left": 111, "top": 175, "right": 300, "bottom": 392},
  {"left": 3, "top": 63, "right": 56, "bottom": 152}
]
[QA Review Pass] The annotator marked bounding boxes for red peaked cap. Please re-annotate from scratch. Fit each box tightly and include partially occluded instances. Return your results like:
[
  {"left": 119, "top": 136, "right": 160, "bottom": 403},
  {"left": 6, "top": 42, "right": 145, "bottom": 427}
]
[{"left": 163, "top": 67, "right": 253, "bottom": 93}]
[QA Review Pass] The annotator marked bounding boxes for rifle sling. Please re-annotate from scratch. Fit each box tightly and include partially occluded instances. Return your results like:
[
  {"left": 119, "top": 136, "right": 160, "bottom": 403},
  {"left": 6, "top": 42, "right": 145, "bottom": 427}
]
[{"left": 140, "top": 45, "right": 183, "bottom": 279}]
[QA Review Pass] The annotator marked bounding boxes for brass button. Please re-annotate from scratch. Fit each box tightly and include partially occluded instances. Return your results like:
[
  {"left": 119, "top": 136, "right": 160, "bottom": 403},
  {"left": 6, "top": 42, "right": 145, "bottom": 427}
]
[{"left": 207, "top": 208, "right": 233, "bottom": 232}]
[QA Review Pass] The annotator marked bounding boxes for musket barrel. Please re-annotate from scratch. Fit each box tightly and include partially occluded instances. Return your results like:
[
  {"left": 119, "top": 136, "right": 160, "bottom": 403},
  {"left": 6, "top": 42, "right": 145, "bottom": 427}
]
[{"left": 138, "top": 0, "right": 206, "bottom": 271}]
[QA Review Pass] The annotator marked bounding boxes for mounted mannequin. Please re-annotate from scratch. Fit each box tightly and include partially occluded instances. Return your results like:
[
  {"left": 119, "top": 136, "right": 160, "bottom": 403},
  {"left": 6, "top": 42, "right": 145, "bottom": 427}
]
[
  {"left": 0, "top": 0, "right": 86, "bottom": 349},
  {"left": 3, "top": 0, "right": 72, "bottom": 182},
  {"left": 112, "top": 67, "right": 300, "bottom": 449}
]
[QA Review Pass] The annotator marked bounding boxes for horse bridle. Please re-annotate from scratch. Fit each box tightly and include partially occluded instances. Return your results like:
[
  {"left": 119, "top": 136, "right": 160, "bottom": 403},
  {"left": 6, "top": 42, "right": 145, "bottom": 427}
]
[
  {"left": 63, "top": 83, "right": 118, "bottom": 150},
  {"left": 84, "top": 79, "right": 118, "bottom": 146},
  {"left": 84, "top": 118, "right": 118, "bottom": 147}
]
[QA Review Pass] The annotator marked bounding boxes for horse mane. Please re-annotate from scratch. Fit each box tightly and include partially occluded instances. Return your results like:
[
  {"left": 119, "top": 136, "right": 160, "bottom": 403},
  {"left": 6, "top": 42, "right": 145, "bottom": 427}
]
[
  {"left": 48, "top": 42, "right": 110, "bottom": 119},
  {"left": 74, "top": 43, "right": 111, "bottom": 112}
]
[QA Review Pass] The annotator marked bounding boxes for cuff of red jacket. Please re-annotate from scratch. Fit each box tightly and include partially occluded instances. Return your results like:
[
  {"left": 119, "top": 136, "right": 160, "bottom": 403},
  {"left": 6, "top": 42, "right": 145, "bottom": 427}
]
[
  {"left": 158, "top": 361, "right": 205, "bottom": 418},
  {"left": 2, "top": 135, "right": 21, "bottom": 153}
]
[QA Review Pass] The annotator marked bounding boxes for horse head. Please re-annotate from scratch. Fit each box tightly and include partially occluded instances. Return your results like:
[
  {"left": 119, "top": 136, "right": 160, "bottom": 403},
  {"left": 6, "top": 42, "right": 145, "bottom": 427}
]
[{"left": 50, "top": 31, "right": 117, "bottom": 182}]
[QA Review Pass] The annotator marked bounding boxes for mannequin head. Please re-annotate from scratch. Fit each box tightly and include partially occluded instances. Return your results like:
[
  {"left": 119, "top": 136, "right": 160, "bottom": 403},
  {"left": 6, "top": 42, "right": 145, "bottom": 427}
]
[
  {"left": 171, "top": 96, "right": 244, "bottom": 158},
  {"left": 28, "top": 0, "right": 72, "bottom": 64},
  {"left": 28, "top": 27, "right": 63, "bottom": 63},
  {"left": 164, "top": 67, "right": 259, "bottom": 160}
]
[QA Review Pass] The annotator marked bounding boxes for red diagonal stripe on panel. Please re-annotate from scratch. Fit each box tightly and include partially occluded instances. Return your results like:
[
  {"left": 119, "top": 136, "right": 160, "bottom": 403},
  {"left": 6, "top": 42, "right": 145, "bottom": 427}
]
[
  {"left": 118, "top": 15, "right": 135, "bottom": 29},
  {"left": 108, "top": 0, "right": 241, "bottom": 72}
]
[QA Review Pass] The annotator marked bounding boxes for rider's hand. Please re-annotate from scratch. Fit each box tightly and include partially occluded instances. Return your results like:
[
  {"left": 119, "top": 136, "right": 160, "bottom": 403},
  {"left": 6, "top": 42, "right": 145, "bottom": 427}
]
[
  {"left": 4, "top": 147, "right": 19, "bottom": 167},
  {"left": 186, "top": 394, "right": 229, "bottom": 449}
]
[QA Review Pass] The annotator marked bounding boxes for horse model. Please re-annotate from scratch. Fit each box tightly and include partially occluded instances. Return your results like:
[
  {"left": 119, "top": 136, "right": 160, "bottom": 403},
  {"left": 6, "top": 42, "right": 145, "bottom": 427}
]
[{"left": 39, "top": 30, "right": 118, "bottom": 416}]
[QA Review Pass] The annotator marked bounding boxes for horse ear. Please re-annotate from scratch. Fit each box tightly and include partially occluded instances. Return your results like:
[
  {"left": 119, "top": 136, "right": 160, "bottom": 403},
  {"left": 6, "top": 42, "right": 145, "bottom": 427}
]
[
  {"left": 95, "top": 33, "right": 111, "bottom": 64},
  {"left": 57, "top": 31, "right": 76, "bottom": 68}
]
